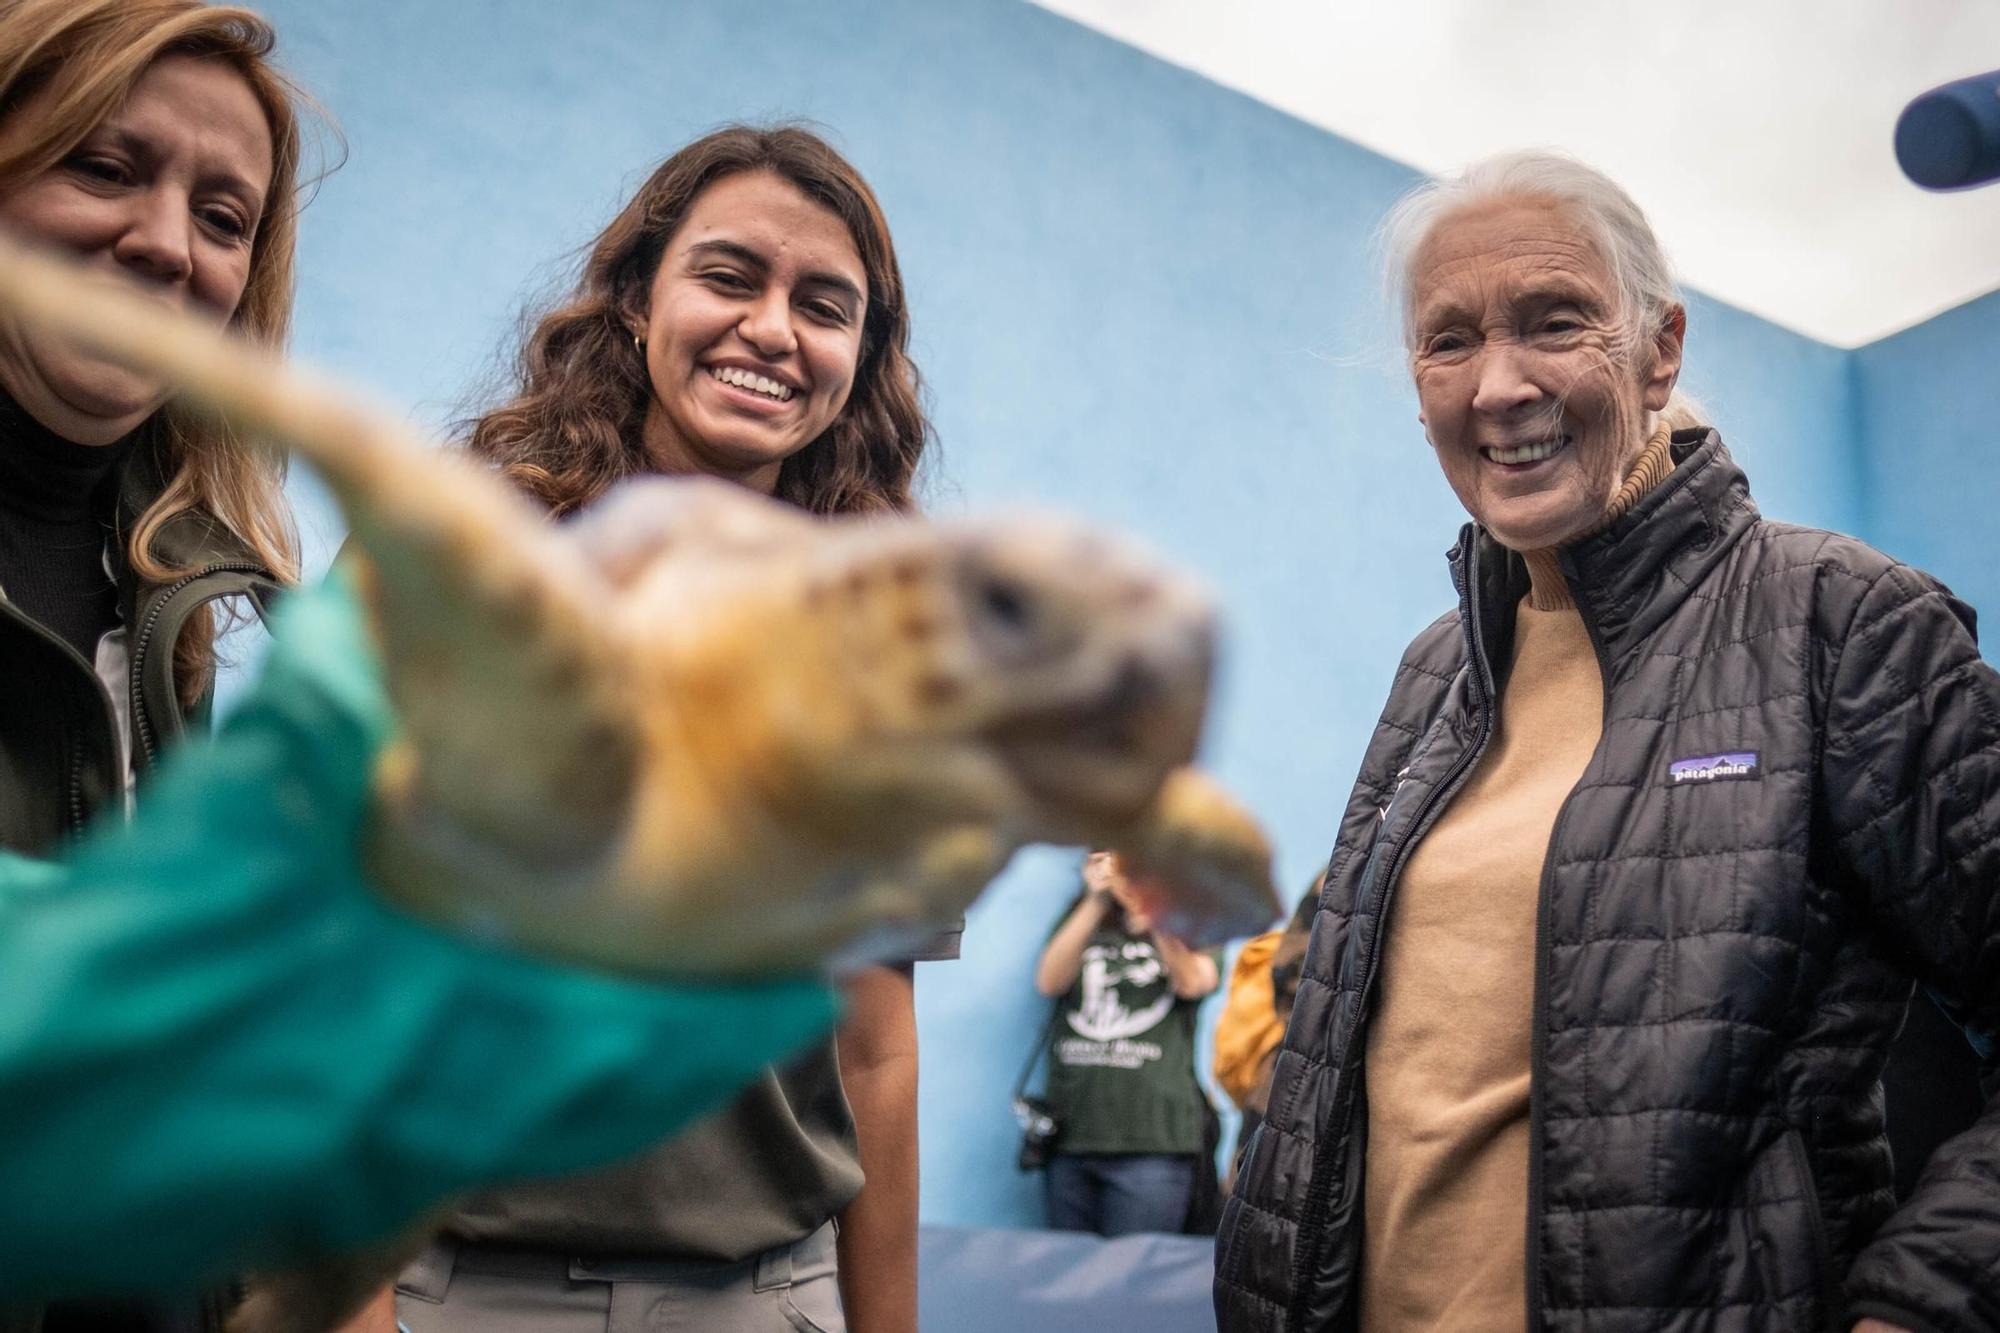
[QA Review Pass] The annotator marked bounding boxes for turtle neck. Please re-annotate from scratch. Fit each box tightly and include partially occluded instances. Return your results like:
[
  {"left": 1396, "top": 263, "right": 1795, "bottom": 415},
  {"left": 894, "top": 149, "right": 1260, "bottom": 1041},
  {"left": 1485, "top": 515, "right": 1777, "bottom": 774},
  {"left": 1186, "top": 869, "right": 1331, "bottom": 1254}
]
[
  {"left": 0, "top": 391, "right": 137, "bottom": 661},
  {"left": 1520, "top": 423, "right": 1676, "bottom": 612}
]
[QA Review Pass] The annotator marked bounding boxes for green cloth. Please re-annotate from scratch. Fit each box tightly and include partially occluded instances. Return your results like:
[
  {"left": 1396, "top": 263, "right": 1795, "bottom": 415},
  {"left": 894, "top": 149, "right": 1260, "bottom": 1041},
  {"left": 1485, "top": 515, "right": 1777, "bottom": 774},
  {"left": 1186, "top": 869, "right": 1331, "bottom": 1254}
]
[
  {"left": 1045, "top": 926, "right": 1209, "bottom": 1156},
  {"left": 0, "top": 573, "right": 837, "bottom": 1302},
  {"left": 449, "top": 924, "right": 961, "bottom": 1262}
]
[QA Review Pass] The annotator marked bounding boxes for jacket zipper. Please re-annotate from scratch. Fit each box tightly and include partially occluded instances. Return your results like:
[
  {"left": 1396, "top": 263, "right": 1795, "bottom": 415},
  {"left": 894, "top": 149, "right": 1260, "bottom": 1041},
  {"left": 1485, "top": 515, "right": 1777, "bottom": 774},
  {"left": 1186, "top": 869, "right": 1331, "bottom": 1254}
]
[
  {"left": 1286, "top": 533, "right": 1500, "bottom": 1333},
  {"left": 128, "top": 562, "right": 266, "bottom": 769},
  {"left": 0, "top": 596, "right": 123, "bottom": 835},
  {"left": 1524, "top": 558, "right": 1615, "bottom": 1333},
  {"left": 1783, "top": 1125, "right": 1836, "bottom": 1319}
]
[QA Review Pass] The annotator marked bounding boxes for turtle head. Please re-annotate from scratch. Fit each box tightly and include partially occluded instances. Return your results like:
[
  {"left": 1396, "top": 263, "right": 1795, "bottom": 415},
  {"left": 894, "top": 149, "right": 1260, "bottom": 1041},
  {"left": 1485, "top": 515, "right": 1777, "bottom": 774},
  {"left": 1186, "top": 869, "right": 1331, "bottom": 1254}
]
[
  {"left": 766, "top": 513, "right": 1218, "bottom": 846},
  {"left": 577, "top": 480, "right": 1218, "bottom": 851}
]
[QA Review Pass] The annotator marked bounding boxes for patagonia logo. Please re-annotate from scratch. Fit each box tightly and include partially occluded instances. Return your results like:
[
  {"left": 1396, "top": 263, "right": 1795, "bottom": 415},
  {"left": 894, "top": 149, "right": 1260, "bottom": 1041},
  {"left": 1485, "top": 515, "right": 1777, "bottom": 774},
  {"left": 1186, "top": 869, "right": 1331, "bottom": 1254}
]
[{"left": 1668, "top": 751, "right": 1760, "bottom": 785}]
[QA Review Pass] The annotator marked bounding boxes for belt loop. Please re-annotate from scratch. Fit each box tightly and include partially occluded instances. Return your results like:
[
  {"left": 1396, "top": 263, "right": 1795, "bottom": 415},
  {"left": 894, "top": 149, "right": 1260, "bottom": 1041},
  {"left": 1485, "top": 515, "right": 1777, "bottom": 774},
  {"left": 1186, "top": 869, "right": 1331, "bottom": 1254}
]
[
  {"left": 394, "top": 1235, "right": 458, "bottom": 1304},
  {"left": 806, "top": 1220, "right": 838, "bottom": 1265},
  {"left": 751, "top": 1236, "right": 795, "bottom": 1293}
]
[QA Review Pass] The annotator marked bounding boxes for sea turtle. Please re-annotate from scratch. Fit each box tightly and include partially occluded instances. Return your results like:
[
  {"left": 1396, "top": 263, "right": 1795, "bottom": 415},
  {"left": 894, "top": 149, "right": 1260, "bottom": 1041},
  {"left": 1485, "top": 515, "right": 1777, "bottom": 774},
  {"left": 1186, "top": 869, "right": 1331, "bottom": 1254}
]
[
  {"left": 0, "top": 237, "right": 1279, "bottom": 980},
  {"left": 0, "top": 235, "right": 1281, "bottom": 1327},
  {"left": 0, "top": 235, "right": 1280, "bottom": 975}
]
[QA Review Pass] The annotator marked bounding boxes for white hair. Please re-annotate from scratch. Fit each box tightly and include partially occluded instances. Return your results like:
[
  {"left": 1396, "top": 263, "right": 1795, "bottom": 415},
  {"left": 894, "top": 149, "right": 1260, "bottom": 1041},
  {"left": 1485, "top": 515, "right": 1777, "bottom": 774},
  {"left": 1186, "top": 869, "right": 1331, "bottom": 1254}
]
[{"left": 1380, "top": 150, "right": 1706, "bottom": 431}]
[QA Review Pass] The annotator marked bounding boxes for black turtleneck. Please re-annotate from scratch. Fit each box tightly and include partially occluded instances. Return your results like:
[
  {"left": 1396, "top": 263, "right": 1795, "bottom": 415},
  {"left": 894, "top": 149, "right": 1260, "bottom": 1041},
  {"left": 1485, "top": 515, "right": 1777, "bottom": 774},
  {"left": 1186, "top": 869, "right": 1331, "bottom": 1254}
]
[{"left": 0, "top": 393, "right": 135, "bottom": 663}]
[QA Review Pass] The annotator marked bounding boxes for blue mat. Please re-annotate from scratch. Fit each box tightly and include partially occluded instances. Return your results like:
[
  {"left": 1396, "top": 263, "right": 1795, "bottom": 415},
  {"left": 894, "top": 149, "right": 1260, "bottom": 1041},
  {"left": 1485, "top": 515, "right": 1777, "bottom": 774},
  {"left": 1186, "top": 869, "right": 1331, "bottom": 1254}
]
[{"left": 919, "top": 1225, "right": 1216, "bottom": 1332}]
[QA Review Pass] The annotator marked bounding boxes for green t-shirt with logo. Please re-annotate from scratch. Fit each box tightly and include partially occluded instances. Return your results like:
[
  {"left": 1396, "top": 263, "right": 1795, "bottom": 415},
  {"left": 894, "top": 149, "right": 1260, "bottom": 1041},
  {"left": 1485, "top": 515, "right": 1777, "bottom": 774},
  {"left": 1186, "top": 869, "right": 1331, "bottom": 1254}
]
[{"left": 1045, "top": 925, "right": 1210, "bottom": 1156}]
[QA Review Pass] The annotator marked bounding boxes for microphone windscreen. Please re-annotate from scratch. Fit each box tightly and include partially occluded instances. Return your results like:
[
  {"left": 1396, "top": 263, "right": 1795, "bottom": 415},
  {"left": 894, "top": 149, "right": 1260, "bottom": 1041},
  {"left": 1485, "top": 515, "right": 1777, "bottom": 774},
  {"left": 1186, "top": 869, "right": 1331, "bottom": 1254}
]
[{"left": 1896, "top": 72, "right": 2000, "bottom": 191}]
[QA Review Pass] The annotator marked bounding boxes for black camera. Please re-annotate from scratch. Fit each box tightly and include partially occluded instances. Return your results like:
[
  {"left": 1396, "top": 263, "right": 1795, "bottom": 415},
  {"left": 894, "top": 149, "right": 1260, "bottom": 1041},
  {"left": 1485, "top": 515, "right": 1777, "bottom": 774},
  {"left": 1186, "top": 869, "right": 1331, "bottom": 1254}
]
[{"left": 1012, "top": 1095, "right": 1062, "bottom": 1172}]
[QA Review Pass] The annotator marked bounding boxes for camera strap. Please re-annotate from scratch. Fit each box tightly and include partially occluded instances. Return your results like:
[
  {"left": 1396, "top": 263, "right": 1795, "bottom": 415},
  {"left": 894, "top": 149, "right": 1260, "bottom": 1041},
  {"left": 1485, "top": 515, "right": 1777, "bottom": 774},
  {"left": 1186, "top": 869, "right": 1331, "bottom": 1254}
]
[{"left": 1011, "top": 1002, "right": 1065, "bottom": 1105}]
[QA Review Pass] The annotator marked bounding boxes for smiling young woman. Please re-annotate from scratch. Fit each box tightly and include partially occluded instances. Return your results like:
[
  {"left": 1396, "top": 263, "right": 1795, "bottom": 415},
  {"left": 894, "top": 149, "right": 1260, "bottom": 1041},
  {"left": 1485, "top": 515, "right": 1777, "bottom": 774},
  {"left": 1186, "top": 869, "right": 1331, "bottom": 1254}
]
[
  {"left": 393, "top": 125, "right": 940, "bottom": 1333},
  {"left": 466, "top": 124, "right": 926, "bottom": 520},
  {"left": 631, "top": 169, "right": 870, "bottom": 490}
]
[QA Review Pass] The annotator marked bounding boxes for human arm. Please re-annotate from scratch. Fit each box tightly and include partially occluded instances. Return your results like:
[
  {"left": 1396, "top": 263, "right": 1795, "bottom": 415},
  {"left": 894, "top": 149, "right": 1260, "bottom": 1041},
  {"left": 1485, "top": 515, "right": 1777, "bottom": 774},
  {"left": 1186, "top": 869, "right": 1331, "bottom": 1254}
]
[
  {"left": 1035, "top": 888, "right": 1114, "bottom": 997},
  {"left": 1819, "top": 566, "right": 2000, "bottom": 1333},
  {"left": 1152, "top": 929, "right": 1219, "bottom": 1000},
  {"left": 0, "top": 575, "right": 837, "bottom": 1304},
  {"left": 328, "top": 1289, "right": 399, "bottom": 1333},
  {"left": 1107, "top": 852, "right": 1217, "bottom": 998},
  {"left": 835, "top": 963, "right": 921, "bottom": 1333}
]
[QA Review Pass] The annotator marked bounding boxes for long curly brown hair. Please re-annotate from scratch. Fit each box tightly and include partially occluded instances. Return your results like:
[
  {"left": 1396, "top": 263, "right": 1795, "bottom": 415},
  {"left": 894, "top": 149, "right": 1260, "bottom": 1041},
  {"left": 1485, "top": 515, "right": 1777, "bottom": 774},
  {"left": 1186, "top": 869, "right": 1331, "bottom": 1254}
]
[{"left": 468, "top": 124, "right": 929, "bottom": 517}]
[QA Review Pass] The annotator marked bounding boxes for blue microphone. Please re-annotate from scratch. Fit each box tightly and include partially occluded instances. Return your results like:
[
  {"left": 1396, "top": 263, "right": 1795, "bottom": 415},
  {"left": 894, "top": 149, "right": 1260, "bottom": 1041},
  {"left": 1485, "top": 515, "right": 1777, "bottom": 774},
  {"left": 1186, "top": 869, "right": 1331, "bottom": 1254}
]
[{"left": 1896, "top": 70, "right": 2000, "bottom": 190}]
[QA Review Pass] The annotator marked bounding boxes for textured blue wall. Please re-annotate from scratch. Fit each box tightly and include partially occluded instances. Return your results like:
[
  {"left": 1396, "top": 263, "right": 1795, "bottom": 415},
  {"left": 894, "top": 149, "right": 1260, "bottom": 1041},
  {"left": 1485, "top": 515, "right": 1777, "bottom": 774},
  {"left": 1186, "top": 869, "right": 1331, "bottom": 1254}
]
[
  {"left": 252, "top": 0, "right": 1869, "bottom": 1230},
  {"left": 1853, "top": 287, "right": 2000, "bottom": 627}
]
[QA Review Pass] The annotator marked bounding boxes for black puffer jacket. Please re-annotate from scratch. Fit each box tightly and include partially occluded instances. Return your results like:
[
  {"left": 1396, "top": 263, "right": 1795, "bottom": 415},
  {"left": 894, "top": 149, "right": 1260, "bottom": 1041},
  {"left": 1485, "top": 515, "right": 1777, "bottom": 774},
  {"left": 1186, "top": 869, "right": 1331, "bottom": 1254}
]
[{"left": 1215, "top": 431, "right": 2000, "bottom": 1333}]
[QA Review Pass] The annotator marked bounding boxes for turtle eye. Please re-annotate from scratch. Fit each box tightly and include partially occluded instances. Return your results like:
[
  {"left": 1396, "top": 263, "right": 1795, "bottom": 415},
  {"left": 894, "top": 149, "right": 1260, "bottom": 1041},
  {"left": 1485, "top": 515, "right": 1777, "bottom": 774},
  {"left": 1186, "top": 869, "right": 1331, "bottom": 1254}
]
[
  {"left": 978, "top": 577, "right": 1032, "bottom": 635},
  {"left": 959, "top": 557, "right": 1048, "bottom": 666},
  {"left": 956, "top": 540, "right": 1090, "bottom": 667}
]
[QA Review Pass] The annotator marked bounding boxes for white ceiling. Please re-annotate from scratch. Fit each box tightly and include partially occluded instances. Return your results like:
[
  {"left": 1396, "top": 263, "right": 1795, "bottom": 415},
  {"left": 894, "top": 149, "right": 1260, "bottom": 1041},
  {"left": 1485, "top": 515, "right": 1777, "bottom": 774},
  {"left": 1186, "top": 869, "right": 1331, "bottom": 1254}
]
[{"left": 1032, "top": 0, "right": 2000, "bottom": 347}]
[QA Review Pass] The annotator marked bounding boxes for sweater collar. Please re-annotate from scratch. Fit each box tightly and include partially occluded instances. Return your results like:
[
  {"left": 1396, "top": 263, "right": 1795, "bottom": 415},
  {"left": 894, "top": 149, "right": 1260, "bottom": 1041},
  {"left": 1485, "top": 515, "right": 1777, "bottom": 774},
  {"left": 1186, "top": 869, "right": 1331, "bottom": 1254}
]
[
  {"left": 0, "top": 391, "right": 135, "bottom": 523},
  {"left": 0, "top": 391, "right": 263, "bottom": 575},
  {"left": 1451, "top": 429, "right": 1759, "bottom": 668},
  {"left": 1520, "top": 425, "right": 1676, "bottom": 612}
]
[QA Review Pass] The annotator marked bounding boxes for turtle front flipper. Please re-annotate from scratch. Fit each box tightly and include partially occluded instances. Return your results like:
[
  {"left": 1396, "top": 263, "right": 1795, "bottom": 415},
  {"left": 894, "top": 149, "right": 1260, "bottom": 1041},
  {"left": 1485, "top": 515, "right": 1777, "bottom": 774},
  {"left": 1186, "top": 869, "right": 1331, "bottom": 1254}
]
[
  {"left": 1106, "top": 768, "right": 1282, "bottom": 946},
  {"left": 0, "top": 235, "right": 641, "bottom": 888}
]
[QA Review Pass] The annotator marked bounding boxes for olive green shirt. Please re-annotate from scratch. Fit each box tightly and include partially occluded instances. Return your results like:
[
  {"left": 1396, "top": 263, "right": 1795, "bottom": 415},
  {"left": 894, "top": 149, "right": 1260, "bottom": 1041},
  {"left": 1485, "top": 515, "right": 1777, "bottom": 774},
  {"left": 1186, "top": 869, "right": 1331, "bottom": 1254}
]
[{"left": 449, "top": 927, "right": 960, "bottom": 1261}]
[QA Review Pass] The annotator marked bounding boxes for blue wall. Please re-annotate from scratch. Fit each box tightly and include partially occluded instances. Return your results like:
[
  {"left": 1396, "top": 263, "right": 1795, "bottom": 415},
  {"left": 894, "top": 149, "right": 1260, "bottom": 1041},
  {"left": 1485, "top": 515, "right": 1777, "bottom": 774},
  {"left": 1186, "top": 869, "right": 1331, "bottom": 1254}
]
[
  {"left": 253, "top": 0, "right": 1876, "bottom": 1230},
  {"left": 1854, "top": 287, "right": 2000, "bottom": 626}
]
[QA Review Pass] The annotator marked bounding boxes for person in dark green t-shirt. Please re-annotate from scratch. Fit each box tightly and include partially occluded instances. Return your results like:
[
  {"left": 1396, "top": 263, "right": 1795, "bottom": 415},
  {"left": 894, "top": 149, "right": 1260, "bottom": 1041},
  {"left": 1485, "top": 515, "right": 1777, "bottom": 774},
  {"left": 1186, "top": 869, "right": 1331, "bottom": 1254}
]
[{"left": 1033, "top": 850, "right": 1222, "bottom": 1236}]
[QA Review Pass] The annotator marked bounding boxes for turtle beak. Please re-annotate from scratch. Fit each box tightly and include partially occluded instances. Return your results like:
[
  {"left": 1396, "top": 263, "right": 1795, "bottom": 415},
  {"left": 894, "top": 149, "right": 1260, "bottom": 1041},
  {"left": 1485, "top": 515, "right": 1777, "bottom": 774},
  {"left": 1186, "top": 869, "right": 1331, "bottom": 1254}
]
[{"left": 955, "top": 532, "right": 1216, "bottom": 829}]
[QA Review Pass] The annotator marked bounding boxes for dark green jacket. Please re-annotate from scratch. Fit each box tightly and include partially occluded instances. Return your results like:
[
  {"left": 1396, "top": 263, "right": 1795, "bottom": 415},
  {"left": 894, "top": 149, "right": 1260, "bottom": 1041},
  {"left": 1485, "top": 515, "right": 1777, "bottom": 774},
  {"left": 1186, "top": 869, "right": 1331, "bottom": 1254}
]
[{"left": 0, "top": 436, "right": 280, "bottom": 855}]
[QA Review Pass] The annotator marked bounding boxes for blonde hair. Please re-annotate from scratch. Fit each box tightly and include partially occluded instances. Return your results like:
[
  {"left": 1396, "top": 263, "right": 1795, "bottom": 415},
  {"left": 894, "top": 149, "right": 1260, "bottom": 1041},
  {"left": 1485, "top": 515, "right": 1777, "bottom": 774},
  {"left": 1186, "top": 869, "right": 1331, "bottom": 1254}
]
[
  {"left": 1380, "top": 150, "right": 1706, "bottom": 433},
  {"left": 0, "top": 0, "right": 309, "bottom": 708}
]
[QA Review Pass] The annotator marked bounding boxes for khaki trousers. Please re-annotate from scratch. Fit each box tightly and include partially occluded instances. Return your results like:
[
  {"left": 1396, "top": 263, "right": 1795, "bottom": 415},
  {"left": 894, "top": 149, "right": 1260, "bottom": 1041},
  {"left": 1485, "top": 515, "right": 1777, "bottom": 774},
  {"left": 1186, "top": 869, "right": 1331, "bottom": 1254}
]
[{"left": 395, "top": 1223, "right": 843, "bottom": 1333}]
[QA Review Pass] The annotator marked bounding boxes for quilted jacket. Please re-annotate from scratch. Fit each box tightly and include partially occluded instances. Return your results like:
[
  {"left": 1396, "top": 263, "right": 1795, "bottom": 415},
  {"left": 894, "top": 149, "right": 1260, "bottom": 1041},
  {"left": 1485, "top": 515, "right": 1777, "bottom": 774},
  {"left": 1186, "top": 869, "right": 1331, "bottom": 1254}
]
[
  {"left": 1215, "top": 430, "right": 2000, "bottom": 1333},
  {"left": 0, "top": 434, "right": 281, "bottom": 856}
]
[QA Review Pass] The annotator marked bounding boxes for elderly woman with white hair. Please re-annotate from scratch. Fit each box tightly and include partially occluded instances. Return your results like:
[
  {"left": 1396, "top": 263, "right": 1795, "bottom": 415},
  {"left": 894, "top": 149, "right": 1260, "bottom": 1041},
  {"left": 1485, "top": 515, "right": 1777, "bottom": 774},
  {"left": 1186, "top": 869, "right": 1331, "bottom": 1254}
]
[{"left": 1214, "top": 153, "right": 2000, "bottom": 1333}]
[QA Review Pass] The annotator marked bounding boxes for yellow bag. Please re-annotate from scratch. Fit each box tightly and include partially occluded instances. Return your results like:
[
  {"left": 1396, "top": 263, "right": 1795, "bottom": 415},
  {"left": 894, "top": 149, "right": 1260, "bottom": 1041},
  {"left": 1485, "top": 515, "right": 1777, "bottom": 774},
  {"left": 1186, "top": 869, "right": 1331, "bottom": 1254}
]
[{"left": 1212, "top": 929, "right": 1286, "bottom": 1108}]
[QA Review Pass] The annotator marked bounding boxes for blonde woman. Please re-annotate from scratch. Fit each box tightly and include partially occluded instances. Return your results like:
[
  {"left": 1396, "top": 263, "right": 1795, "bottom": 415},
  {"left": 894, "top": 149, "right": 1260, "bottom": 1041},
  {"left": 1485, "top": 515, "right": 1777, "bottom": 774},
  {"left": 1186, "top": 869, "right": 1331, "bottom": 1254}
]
[{"left": 0, "top": 0, "right": 301, "bottom": 852}]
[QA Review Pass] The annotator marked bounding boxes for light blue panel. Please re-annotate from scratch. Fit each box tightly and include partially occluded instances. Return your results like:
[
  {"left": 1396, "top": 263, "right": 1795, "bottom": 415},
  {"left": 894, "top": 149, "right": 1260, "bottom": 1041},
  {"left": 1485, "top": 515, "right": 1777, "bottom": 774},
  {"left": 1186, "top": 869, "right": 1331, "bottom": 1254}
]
[
  {"left": 1678, "top": 293, "right": 1863, "bottom": 537},
  {"left": 248, "top": 0, "right": 1866, "bottom": 1229},
  {"left": 1853, "top": 287, "right": 2000, "bottom": 628}
]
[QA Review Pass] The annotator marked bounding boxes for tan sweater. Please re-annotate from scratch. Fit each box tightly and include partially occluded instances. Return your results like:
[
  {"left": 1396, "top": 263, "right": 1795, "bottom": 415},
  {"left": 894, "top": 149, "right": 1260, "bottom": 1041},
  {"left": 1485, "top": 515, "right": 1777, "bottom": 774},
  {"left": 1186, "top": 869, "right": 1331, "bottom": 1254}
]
[{"left": 1359, "top": 430, "right": 1672, "bottom": 1331}]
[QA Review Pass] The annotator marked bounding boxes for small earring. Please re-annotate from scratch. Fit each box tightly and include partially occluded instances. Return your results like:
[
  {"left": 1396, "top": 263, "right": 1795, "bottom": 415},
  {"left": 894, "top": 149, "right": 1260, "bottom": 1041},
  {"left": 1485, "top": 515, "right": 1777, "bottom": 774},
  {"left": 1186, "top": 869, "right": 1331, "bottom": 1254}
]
[{"left": 632, "top": 331, "right": 646, "bottom": 354}]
